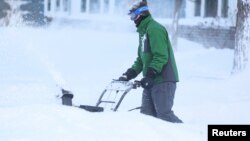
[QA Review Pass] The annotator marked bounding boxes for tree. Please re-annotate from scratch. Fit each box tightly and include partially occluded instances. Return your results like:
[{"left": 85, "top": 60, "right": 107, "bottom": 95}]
[
  {"left": 20, "top": 0, "right": 45, "bottom": 26},
  {"left": 1, "top": 0, "right": 45, "bottom": 26},
  {"left": 3, "top": 0, "right": 26, "bottom": 26},
  {"left": 0, "top": 0, "right": 10, "bottom": 26},
  {"left": 171, "top": 0, "right": 183, "bottom": 51},
  {"left": 0, "top": 0, "right": 10, "bottom": 18},
  {"left": 232, "top": 0, "right": 250, "bottom": 74}
]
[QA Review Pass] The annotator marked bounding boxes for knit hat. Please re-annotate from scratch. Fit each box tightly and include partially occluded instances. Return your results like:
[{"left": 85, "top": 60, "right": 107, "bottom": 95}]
[{"left": 128, "top": 1, "right": 150, "bottom": 21}]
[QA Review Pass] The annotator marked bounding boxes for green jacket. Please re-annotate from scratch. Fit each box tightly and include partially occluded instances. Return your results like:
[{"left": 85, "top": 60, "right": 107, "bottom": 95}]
[{"left": 131, "top": 16, "right": 179, "bottom": 83}]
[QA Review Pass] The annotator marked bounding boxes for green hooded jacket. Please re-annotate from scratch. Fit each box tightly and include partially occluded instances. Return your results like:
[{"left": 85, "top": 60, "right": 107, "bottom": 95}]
[{"left": 131, "top": 16, "right": 179, "bottom": 83}]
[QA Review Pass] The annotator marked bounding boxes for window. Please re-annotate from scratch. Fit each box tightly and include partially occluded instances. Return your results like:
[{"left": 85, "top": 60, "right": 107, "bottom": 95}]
[
  {"left": 56, "top": 0, "right": 60, "bottom": 11},
  {"left": 221, "top": 0, "right": 228, "bottom": 17},
  {"left": 81, "top": 0, "right": 87, "bottom": 12},
  {"left": 90, "top": 0, "right": 100, "bottom": 13},
  {"left": 194, "top": 0, "right": 201, "bottom": 16},
  {"left": 47, "top": 0, "right": 51, "bottom": 11},
  {"left": 103, "top": 0, "right": 109, "bottom": 13},
  {"left": 205, "top": 0, "right": 218, "bottom": 17},
  {"left": 63, "top": 0, "right": 68, "bottom": 12}
]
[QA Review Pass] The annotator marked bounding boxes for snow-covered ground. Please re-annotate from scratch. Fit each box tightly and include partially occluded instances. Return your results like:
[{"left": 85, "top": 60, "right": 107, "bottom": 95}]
[{"left": 0, "top": 21, "right": 250, "bottom": 141}]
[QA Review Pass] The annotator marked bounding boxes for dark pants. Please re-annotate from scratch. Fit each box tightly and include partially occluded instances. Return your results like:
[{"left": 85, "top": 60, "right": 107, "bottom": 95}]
[{"left": 140, "top": 82, "right": 183, "bottom": 123}]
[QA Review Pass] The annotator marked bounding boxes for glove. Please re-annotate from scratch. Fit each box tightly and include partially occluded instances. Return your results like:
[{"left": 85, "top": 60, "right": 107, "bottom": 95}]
[
  {"left": 140, "top": 77, "right": 154, "bottom": 89},
  {"left": 140, "top": 67, "right": 158, "bottom": 89},
  {"left": 118, "top": 68, "right": 137, "bottom": 81},
  {"left": 118, "top": 76, "right": 128, "bottom": 81}
]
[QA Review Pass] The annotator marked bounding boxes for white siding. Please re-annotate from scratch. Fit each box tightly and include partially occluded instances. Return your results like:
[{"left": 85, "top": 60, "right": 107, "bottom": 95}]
[
  {"left": 44, "top": 0, "right": 237, "bottom": 26},
  {"left": 185, "top": 0, "right": 195, "bottom": 18}
]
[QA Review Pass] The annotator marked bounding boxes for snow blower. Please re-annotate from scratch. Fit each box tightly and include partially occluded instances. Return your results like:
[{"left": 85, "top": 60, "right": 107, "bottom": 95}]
[{"left": 60, "top": 80, "right": 141, "bottom": 112}]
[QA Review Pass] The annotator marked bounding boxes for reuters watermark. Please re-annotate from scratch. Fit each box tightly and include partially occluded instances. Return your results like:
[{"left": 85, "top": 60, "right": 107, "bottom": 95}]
[{"left": 208, "top": 125, "right": 250, "bottom": 141}]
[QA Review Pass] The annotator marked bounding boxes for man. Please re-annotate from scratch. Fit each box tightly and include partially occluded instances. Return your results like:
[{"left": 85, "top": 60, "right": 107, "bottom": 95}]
[{"left": 119, "top": 1, "right": 183, "bottom": 123}]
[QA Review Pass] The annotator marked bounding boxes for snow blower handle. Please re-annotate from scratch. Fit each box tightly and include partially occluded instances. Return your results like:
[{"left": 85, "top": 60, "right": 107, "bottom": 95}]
[
  {"left": 111, "top": 79, "right": 141, "bottom": 89},
  {"left": 132, "top": 80, "right": 141, "bottom": 89}
]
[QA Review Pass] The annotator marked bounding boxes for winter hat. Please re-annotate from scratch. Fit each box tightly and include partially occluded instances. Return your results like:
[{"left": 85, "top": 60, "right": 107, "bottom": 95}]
[{"left": 128, "top": 1, "right": 150, "bottom": 21}]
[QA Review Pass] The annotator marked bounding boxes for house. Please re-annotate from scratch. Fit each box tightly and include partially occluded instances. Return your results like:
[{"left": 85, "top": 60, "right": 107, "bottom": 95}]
[
  {"left": 44, "top": 0, "right": 237, "bottom": 25},
  {"left": 44, "top": 0, "right": 118, "bottom": 21},
  {"left": 179, "top": 0, "right": 237, "bottom": 49},
  {"left": 44, "top": 0, "right": 237, "bottom": 49}
]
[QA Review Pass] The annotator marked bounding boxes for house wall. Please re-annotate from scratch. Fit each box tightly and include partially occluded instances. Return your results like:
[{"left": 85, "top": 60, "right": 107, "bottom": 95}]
[
  {"left": 185, "top": 0, "right": 237, "bottom": 27},
  {"left": 44, "top": 0, "right": 116, "bottom": 20},
  {"left": 173, "top": 0, "right": 237, "bottom": 49},
  {"left": 44, "top": 0, "right": 237, "bottom": 26},
  {"left": 0, "top": 0, "right": 10, "bottom": 19},
  {"left": 43, "top": 0, "right": 237, "bottom": 49},
  {"left": 177, "top": 25, "right": 235, "bottom": 49}
]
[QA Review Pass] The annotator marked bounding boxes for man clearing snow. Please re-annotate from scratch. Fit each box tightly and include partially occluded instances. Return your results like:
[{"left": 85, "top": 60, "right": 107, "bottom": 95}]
[{"left": 118, "top": 1, "right": 183, "bottom": 123}]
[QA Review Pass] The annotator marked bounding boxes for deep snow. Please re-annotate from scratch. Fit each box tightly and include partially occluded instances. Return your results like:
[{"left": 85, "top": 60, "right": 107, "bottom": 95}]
[{"left": 0, "top": 21, "right": 250, "bottom": 141}]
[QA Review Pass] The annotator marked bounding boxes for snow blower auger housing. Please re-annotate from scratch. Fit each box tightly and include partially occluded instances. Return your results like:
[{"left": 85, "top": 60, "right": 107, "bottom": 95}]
[{"left": 61, "top": 80, "right": 141, "bottom": 112}]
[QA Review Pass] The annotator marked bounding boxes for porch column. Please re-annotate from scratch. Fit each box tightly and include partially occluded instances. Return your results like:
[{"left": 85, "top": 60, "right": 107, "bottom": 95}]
[
  {"left": 59, "top": 0, "right": 62, "bottom": 12},
  {"left": 86, "top": 0, "right": 90, "bottom": 14},
  {"left": 185, "top": 0, "right": 195, "bottom": 18},
  {"left": 217, "top": 0, "right": 222, "bottom": 17},
  {"left": 100, "top": 0, "right": 104, "bottom": 14},
  {"left": 201, "top": 0, "right": 205, "bottom": 17},
  {"left": 109, "top": 0, "right": 115, "bottom": 14}
]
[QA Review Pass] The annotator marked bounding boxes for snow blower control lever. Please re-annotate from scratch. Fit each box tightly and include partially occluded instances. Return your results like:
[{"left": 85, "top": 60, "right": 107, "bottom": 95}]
[{"left": 61, "top": 80, "right": 141, "bottom": 112}]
